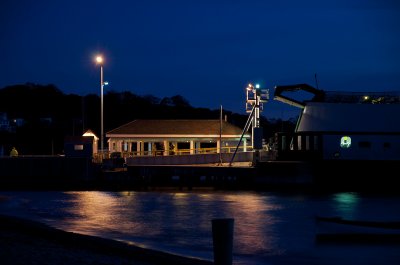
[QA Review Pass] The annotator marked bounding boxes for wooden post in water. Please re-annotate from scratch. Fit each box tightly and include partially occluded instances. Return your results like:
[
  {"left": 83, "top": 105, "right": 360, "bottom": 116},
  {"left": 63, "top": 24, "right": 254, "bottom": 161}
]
[{"left": 212, "top": 218, "right": 234, "bottom": 265}]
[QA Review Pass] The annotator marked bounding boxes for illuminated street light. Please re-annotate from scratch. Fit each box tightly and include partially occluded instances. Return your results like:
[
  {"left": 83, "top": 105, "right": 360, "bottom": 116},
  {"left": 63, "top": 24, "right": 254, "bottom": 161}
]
[
  {"left": 95, "top": 55, "right": 105, "bottom": 152},
  {"left": 96, "top": 56, "right": 103, "bottom": 64}
]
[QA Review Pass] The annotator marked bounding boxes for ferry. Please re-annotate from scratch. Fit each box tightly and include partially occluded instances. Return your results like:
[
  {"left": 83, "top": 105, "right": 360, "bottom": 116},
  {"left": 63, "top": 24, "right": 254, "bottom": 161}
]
[
  {"left": 257, "top": 84, "right": 400, "bottom": 190},
  {"left": 272, "top": 83, "right": 400, "bottom": 161}
]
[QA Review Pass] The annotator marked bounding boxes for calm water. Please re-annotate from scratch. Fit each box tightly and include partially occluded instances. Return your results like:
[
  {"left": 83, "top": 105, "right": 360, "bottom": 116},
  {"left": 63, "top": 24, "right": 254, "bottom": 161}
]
[{"left": 1, "top": 190, "right": 400, "bottom": 264}]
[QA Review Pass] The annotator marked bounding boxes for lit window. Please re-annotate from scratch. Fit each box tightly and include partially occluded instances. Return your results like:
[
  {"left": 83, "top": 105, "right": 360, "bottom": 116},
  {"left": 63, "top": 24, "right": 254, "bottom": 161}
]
[
  {"left": 340, "top": 136, "right": 351, "bottom": 148},
  {"left": 74, "top": 144, "right": 84, "bottom": 150}
]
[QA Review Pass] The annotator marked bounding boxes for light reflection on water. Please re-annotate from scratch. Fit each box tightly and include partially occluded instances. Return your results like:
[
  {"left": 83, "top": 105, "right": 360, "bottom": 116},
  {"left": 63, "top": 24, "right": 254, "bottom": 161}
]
[
  {"left": 57, "top": 191, "right": 282, "bottom": 259},
  {"left": 1, "top": 191, "right": 400, "bottom": 264},
  {"left": 331, "top": 192, "right": 360, "bottom": 220}
]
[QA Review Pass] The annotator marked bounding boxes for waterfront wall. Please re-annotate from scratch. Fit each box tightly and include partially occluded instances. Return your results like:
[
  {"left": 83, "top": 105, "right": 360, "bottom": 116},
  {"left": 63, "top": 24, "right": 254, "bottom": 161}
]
[
  {"left": 1, "top": 156, "right": 398, "bottom": 191},
  {"left": 123, "top": 160, "right": 315, "bottom": 190},
  {"left": 0, "top": 156, "right": 97, "bottom": 189},
  {"left": 125, "top": 152, "right": 253, "bottom": 166},
  {"left": 125, "top": 164, "right": 258, "bottom": 190}
]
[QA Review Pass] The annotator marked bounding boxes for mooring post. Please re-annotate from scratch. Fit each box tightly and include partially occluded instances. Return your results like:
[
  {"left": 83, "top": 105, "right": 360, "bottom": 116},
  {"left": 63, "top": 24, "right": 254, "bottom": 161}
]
[{"left": 212, "top": 218, "right": 234, "bottom": 265}]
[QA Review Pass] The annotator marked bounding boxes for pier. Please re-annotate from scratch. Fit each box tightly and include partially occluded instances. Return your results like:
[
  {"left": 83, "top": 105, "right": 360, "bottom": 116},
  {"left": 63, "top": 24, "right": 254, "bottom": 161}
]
[{"left": 0, "top": 153, "right": 399, "bottom": 192}]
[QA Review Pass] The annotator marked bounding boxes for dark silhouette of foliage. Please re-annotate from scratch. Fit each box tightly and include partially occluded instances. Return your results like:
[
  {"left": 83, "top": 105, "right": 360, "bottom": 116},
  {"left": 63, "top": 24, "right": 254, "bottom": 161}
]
[{"left": 0, "top": 83, "right": 296, "bottom": 155}]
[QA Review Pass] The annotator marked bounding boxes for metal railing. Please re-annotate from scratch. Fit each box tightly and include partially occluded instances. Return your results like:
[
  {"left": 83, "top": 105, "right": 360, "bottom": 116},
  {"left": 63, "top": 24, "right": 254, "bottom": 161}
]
[{"left": 93, "top": 146, "right": 253, "bottom": 163}]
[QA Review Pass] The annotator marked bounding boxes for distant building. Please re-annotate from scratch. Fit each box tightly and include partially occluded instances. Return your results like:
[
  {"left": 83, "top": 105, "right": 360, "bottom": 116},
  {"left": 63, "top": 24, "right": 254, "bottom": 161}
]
[
  {"left": 83, "top": 129, "right": 99, "bottom": 154},
  {"left": 13, "top": 118, "right": 25, "bottom": 127},
  {"left": 106, "top": 119, "right": 250, "bottom": 156},
  {"left": 0, "top": 112, "right": 15, "bottom": 133},
  {"left": 40, "top": 117, "right": 53, "bottom": 125},
  {"left": 64, "top": 136, "right": 94, "bottom": 158}
]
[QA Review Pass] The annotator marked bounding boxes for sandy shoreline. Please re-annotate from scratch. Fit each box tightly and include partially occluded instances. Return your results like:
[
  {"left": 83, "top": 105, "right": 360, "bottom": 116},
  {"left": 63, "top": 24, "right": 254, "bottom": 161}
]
[{"left": 0, "top": 214, "right": 212, "bottom": 265}]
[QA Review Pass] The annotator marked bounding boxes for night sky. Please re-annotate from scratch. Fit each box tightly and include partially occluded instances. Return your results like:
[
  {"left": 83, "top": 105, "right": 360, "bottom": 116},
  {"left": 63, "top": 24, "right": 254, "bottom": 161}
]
[{"left": 1, "top": 0, "right": 400, "bottom": 119}]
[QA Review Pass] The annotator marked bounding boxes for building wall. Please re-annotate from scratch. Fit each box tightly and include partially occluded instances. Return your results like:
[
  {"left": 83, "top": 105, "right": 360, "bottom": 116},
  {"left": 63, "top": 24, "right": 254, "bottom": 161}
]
[
  {"left": 297, "top": 102, "right": 400, "bottom": 133},
  {"left": 323, "top": 134, "right": 400, "bottom": 160},
  {"left": 295, "top": 102, "right": 400, "bottom": 160}
]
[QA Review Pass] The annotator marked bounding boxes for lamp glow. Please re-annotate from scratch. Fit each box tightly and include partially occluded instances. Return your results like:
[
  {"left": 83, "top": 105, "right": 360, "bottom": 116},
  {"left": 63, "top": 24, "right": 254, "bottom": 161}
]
[{"left": 96, "top": 56, "right": 103, "bottom": 64}]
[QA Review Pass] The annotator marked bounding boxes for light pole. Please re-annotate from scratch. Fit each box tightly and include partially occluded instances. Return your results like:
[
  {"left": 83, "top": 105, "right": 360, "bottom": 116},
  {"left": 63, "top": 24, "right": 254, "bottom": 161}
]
[{"left": 96, "top": 55, "right": 104, "bottom": 152}]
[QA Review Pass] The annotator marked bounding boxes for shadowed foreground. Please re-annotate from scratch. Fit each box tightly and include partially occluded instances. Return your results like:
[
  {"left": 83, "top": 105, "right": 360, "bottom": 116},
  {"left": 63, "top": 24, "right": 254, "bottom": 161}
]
[{"left": 0, "top": 214, "right": 212, "bottom": 265}]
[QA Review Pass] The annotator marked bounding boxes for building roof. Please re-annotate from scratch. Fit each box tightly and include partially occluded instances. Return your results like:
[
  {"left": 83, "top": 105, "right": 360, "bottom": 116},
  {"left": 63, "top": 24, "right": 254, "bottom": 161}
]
[
  {"left": 83, "top": 129, "right": 99, "bottom": 140},
  {"left": 107, "top": 119, "right": 247, "bottom": 137}
]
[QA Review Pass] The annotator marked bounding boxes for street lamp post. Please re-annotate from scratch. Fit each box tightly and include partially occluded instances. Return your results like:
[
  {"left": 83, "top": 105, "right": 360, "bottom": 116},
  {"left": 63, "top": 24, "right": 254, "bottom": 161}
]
[{"left": 96, "top": 55, "right": 104, "bottom": 153}]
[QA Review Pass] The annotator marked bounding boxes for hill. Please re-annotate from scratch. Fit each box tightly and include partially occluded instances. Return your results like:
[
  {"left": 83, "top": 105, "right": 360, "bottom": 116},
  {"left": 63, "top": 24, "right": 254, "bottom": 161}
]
[{"left": 0, "top": 83, "right": 295, "bottom": 155}]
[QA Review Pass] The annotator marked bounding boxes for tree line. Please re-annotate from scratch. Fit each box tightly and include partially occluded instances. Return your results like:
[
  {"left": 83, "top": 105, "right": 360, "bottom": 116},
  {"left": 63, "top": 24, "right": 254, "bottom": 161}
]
[{"left": 0, "top": 83, "right": 296, "bottom": 155}]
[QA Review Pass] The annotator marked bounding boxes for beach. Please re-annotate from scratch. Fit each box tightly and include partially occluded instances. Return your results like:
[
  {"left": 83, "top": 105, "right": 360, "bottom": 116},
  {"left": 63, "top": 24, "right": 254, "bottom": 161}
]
[{"left": 0, "top": 214, "right": 212, "bottom": 265}]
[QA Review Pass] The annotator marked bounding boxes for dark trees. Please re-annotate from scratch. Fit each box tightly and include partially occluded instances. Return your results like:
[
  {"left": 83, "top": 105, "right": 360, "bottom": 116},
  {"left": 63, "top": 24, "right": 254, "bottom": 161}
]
[{"left": 0, "top": 83, "right": 295, "bottom": 155}]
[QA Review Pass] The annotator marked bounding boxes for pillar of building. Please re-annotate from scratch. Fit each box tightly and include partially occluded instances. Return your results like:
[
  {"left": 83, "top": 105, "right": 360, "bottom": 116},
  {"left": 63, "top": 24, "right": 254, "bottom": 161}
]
[
  {"left": 137, "top": 141, "right": 142, "bottom": 156},
  {"left": 195, "top": 142, "right": 201, "bottom": 154},
  {"left": 148, "top": 142, "right": 152, "bottom": 156},
  {"left": 114, "top": 140, "right": 119, "bottom": 152},
  {"left": 190, "top": 140, "right": 195, "bottom": 154},
  {"left": 108, "top": 140, "right": 113, "bottom": 152},
  {"left": 163, "top": 140, "right": 169, "bottom": 156},
  {"left": 217, "top": 140, "right": 221, "bottom": 154},
  {"left": 243, "top": 139, "right": 247, "bottom": 152},
  {"left": 113, "top": 140, "right": 118, "bottom": 152},
  {"left": 123, "top": 141, "right": 128, "bottom": 152}
]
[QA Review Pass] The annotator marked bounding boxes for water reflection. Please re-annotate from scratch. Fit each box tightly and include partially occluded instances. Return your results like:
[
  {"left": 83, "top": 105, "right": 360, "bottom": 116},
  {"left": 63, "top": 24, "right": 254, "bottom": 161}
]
[
  {"left": 331, "top": 192, "right": 360, "bottom": 219},
  {"left": 2, "top": 191, "right": 400, "bottom": 264},
  {"left": 59, "top": 192, "right": 147, "bottom": 237},
  {"left": 221, "top": 193, "right": 281, "bottom": 255},
  {"left": 54, "top": 191, "right": 282, "bottom": 258}
]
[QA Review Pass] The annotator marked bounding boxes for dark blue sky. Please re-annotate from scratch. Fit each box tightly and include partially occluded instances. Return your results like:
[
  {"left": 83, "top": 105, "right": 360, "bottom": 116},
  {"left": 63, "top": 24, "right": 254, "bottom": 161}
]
[{"left": 1, "top": 0, "right": 400, "bottom": 119}]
